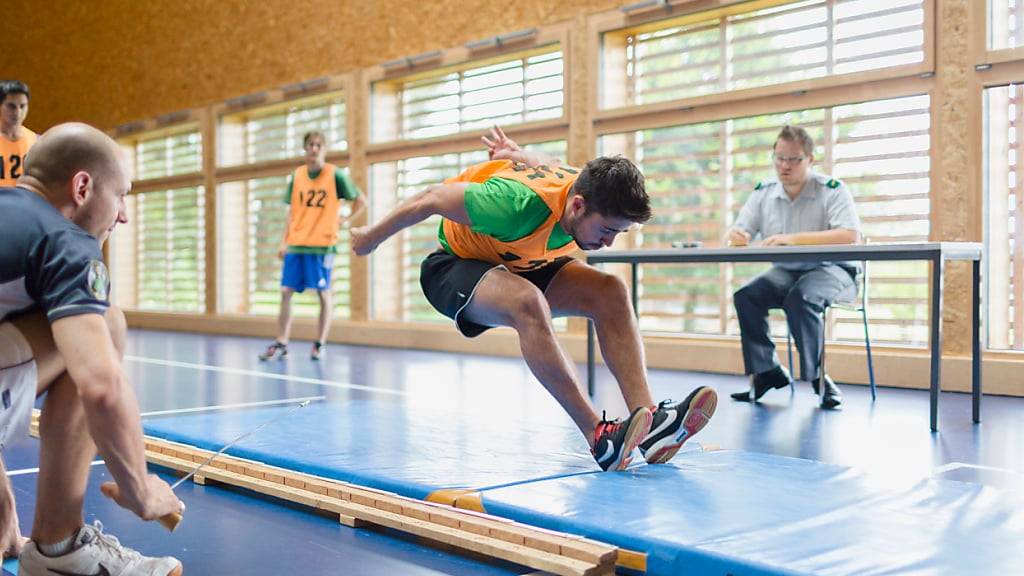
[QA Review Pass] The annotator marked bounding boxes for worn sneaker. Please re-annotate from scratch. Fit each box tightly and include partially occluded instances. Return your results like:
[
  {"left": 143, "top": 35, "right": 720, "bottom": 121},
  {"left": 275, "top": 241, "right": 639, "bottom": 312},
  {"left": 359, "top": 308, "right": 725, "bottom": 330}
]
[
  {"left": 20, "top": 521, "right": 182, "bottom": 576},
  {"left": 591, "top": 407, "right": 653, "bottom": 472},
  {"left": 639, "top": 386, "right": 718, "bottom": 465},
  {"left": 258, "top": 340, "right": 288, "bottom": 361},
  {"left": 311, "top": 341, "right": 325, "bottom": 361}
]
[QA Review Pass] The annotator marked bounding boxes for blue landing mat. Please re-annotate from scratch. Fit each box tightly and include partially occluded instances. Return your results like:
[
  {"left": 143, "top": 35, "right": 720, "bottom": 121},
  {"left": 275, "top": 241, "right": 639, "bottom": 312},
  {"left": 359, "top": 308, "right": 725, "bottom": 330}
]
[
  {"left": 143, "top": 402, "right": 1024, "bottom": 575},
  {"left": 479, "top": 450, "right": 1024, "bottom": 575},
  {"left": 143, "top": 400, "right": 597, "bottom": 499}
]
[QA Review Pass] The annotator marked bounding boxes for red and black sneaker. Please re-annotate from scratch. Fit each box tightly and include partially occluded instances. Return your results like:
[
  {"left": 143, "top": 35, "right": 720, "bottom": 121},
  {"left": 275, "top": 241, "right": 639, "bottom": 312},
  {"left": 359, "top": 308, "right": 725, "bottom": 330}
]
[
  {"left": 591, "top": 406, "right": 653, "bottom": 472},
  {"left": 258, "top": 341, "right": 288, "bottom": 361},
  {"left": 639, "top": 386, "right": 718, "bottom": 465}
]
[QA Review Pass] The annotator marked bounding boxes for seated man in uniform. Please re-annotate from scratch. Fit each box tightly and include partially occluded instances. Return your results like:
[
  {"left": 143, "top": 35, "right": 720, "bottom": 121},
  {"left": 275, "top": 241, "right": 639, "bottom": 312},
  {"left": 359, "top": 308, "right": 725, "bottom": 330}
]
[
  {"left": 351, "top": 126, "right": 717, "bottom": 472},
  {"left": 725, "top": 125, "right": 862, "bottom": 409},
  {"left": 0, "top": 123, "right": 183, "bottom": 575}
]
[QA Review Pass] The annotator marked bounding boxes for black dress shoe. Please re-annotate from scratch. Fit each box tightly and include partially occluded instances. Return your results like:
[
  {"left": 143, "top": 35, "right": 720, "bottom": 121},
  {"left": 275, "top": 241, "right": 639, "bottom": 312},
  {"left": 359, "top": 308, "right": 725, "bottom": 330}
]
[
  {"left": 813, "top": 375, "right": 842, "bottom": 409},
  {"left": 730, "top": 365, "right": 793, "bottom": 402}
]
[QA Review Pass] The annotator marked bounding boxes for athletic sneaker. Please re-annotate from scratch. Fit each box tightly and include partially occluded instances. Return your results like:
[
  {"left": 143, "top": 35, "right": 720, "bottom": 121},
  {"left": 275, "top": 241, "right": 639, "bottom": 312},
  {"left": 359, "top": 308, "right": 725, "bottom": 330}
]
[
  {"left": 311, "top": 341, "right": 325, "bottom": 361},
  {"left": 591, "top": 407, "right": 653, "bottom": 472},
  {"left": 639, "top": 386, "right": 718, "bottom": 465},
  {"left": 258, "top": 340, "right": 288, "bottom": 361},
  {"left": 20, "top": 521, "right": 182, "bottom": 576}
]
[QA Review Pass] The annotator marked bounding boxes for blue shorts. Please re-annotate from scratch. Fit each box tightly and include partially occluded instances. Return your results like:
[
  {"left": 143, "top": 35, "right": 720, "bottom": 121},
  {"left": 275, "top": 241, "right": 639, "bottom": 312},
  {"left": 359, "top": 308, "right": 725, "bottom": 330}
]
[{"left": 281, "top": 253, "right": 334, "bottom": 293}]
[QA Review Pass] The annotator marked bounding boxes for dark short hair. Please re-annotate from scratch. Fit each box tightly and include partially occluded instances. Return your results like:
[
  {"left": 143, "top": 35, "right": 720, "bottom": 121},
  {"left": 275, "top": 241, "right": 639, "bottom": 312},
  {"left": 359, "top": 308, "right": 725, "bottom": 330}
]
[
  {"left": 0, "top": 80, "right": 30, "bottom": 102},
  {"left": 573, "top": 156, "right": 651, "bottom": 223},
  {"left": 773, "top": 125, "right": 814, "bottom": 157},
  {"left": 303, "top": 131, "right": 325, "bottom": 147}
]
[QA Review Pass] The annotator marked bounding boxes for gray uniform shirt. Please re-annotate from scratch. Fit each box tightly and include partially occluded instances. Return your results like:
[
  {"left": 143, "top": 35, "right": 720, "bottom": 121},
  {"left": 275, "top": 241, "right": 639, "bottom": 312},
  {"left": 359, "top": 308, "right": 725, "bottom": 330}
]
[{"left": 733, "top": 172, "right": 862, "bottom": 271}]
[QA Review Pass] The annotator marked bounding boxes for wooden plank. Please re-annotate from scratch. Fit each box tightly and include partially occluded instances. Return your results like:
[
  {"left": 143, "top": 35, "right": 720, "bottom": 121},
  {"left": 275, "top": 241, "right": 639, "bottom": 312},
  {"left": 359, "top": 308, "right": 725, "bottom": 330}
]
[
  {"left": 142, "top": 436, "right": 619, "bottom": 573},
  {"left": 326, "top": 498, "right": 606, "bottom": 576},
  {"left": 338, "top": 513, "right": 368, "bottom": 528}
]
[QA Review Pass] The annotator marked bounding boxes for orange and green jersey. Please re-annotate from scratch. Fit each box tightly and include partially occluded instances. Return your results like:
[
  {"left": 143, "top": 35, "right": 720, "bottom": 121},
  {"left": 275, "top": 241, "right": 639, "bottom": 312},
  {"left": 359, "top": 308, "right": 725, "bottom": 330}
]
[
  {"left": 0, "top": 127, "right": 37, "bottom": 187},
  {"left": 439, "top": 159, "right": 580, "bottom": 272},
  {"left": 283, "top": 163, "right": 360, "bottom": 254}
]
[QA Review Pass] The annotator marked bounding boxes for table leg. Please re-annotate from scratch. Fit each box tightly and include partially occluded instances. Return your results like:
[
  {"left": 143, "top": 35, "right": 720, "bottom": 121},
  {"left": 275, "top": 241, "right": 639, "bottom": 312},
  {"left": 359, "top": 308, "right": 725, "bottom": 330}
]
[
  {"left": 973, "top": 259, "right": 982, "bottom": 423},
  {"left": 929, "top": 256, "right": 944, "bottom": 432}
]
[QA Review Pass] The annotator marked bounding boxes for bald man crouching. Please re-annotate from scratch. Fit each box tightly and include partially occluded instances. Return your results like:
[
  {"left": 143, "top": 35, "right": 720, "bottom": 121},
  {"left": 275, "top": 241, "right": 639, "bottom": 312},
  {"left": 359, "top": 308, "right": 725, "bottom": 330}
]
[{"left": 0, "top": 123, "right": 183, "bottom": 575}]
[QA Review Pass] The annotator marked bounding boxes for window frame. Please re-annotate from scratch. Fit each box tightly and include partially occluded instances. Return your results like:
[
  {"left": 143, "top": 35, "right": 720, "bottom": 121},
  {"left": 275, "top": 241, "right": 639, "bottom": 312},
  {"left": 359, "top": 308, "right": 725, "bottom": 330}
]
[
  {"left": 593, "top": 0, "right": 935, "bottom": 126},
  {"left": 365, "top": 23, "right": 572, "bottom": 161}
]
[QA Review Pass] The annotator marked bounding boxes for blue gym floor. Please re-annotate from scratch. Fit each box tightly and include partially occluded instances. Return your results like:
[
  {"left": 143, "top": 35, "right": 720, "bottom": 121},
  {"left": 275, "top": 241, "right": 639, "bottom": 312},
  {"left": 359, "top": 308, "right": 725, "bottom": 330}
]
[{"left": 5, "top": 329, "right": 1024, "bottom": 574}]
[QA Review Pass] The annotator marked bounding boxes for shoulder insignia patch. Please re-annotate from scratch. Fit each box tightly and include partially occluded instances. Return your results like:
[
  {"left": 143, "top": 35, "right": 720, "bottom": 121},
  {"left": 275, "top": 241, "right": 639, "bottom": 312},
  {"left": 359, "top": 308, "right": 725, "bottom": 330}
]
[
  {"left": 826, "top": 178, "right": 840, "bottom": 189},
  {"left": 754, "top": 181, "right": 765, "bottom": 190},
  {"left": 87, "top": 259, "right": 110, "bottom": 301}
]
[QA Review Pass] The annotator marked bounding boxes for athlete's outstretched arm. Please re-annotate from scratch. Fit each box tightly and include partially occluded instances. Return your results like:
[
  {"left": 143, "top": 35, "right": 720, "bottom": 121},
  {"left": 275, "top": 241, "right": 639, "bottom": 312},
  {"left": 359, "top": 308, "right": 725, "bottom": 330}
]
[
  {"left": 351, "top": 182, "right": 470, "bottom": 256},
  {"left": 482, "top": 125, "right": 564, "bottom": 168}
]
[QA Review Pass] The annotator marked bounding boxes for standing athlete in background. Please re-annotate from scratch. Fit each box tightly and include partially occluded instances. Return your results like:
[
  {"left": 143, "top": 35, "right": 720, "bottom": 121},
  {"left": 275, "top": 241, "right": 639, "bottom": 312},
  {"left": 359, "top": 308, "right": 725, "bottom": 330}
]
[
  {"left": 259, "top": 130, "right": 366, "bottom": 361},
  {"left": 0, "top": 80, "right": 37, "bottom": 188}
]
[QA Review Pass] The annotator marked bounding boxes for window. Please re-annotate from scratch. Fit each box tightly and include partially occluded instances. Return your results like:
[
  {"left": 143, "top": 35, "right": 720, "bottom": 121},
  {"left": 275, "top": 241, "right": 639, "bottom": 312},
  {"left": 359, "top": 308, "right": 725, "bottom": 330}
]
[
  {"left": 602, "top": 0, "right": 925, "bottom": 108},
  {"left": 110, "top": 188, "right": 206, "bottom": 313},
  {"left": 129, "top": 127, "right": 202, "bottom": 180},
  {"left": 111, "top": 127, "right": 205, "bottom": 312},
  {"left": 601, "top": 94, "right": 930, "bottom": 345},
  {"left": 984, "top": 84, "right": 1023, "bottom": 350},
  {"left": 989, "top": 0, "right": 1024, "bottom": 51},
  {"left": 373, "top": 48, "right": 564, "bottom": 142},
  {"left": 370, "top": 141, "right": 568, "bottom": 323},
  {"left": 219, "top": 92, "right": 347, "bottom": 167},
  {"left": 216, "top": 176, "right": 353, "bottom": 317}
]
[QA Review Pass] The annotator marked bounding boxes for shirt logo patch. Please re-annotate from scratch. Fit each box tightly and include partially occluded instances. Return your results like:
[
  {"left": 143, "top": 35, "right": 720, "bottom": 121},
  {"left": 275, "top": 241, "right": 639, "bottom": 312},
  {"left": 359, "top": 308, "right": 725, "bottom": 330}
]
[{"left": 87, "top": 260, "right": 110, "bottom": 301}]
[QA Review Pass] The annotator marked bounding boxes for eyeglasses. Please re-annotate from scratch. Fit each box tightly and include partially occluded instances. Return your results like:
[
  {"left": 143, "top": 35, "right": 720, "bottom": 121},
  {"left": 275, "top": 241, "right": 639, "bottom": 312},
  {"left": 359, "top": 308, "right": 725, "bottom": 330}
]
[{"left": 772, "top": 154, "right": 807, "bottom": 165}]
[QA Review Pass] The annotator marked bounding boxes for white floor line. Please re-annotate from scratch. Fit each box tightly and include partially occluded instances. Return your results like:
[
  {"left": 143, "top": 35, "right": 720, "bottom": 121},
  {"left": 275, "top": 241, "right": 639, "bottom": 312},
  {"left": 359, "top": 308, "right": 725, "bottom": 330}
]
[
  {"left": 125, "top": 356, "right": 406, "bottom": 396},
  {"left": 7, "top": 460, "right": 104, "bottom": 477},
  {"left": 933, "top": 462, "right": 1024, "bottom": 476},
  {"left": 140, "top": 395, "right": 326, "bottom": 418}
]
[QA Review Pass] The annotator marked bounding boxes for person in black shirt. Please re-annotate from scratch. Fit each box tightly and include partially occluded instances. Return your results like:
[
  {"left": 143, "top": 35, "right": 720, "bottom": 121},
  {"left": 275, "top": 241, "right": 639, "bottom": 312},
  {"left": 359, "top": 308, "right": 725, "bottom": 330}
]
[{"left": 0, "top": 123, "right": 183, "bottom": 575}]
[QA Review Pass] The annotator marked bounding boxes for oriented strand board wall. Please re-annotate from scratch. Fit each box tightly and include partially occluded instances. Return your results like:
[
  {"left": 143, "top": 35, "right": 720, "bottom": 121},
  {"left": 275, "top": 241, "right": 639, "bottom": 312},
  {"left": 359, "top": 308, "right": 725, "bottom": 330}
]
[{"left": 0, "top": 0, "right": 620, "bottom": 131}]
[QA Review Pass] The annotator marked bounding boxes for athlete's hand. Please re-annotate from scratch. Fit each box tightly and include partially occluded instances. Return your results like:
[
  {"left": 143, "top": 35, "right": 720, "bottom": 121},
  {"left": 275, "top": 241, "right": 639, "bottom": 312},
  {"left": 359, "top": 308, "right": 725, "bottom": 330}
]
[
  {"left": 277, "top": 244, "right": 287, "bottom": 259},
  {"left": 101, "top": 475, "right": 184, "bottom": 522},
  {"left": 350, "top": 226, "right": 378, "bottom": 256},
  {"left": 0, "top": 485, "right": 26, "bottom": 559},
  {"left": 481, "top": 125, "right": 520, "bottom": 160}
]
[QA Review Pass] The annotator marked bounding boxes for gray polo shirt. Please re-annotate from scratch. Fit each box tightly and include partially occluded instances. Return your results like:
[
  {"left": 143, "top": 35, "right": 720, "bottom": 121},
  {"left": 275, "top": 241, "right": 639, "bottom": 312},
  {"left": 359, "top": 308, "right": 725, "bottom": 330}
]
[{"left": 733, "top": 172, "right": 861, "bottom": 271}]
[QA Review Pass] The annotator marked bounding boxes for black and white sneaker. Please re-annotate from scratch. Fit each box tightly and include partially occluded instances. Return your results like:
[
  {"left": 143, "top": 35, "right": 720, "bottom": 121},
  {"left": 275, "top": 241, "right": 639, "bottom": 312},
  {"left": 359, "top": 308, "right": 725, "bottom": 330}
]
[
  {"left": 311, "top": 341, "right": 325, "bottom": 361},
  {"left": 639, "top": 386, "right": 718, "bottom": 465},
  {"left": 591, "top": 406, "right": 653, "bottom": 472},
  {"left": 258, "top": 340, "right": 288, "bottom": 361}
]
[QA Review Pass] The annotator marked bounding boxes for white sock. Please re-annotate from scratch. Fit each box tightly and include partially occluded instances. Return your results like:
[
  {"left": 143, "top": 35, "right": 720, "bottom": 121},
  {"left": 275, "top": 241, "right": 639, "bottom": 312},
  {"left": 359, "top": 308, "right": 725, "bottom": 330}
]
[{"left": 38, "top": 529, "right": 78, "bottom": 557}]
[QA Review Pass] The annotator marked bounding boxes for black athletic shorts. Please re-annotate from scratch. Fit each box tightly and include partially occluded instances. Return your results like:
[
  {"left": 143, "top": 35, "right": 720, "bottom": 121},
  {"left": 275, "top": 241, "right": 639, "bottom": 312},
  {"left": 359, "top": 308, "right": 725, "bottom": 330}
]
[{"left": 419, "top": 249, "right": 575, "bottom": 337}]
